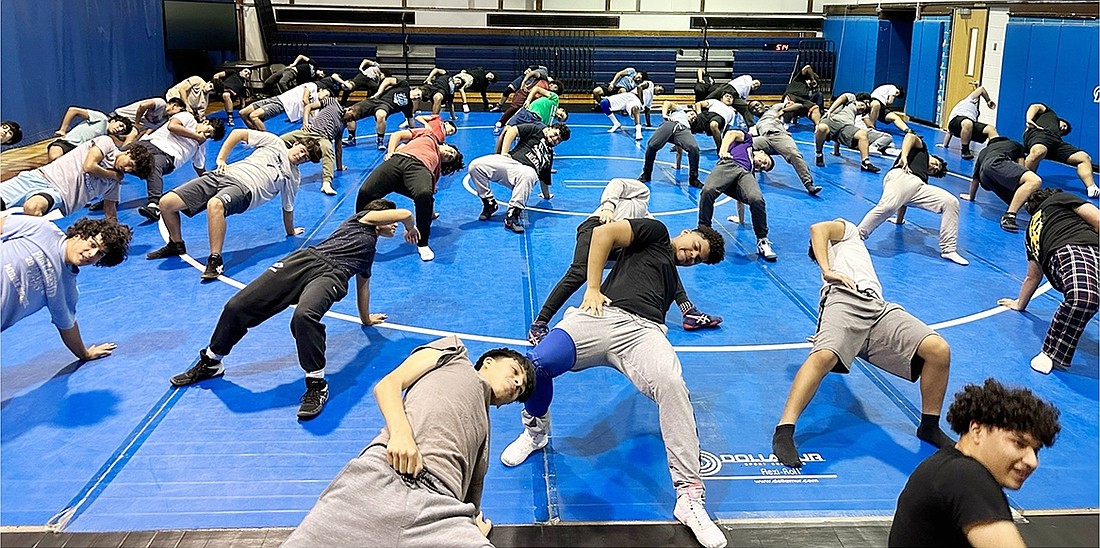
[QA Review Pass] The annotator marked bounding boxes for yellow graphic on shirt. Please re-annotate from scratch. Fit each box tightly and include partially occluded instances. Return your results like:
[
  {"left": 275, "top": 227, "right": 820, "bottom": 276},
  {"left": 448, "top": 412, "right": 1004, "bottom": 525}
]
[{"left": 1025, "top": 210, "right": 1044, "bottom": 260}]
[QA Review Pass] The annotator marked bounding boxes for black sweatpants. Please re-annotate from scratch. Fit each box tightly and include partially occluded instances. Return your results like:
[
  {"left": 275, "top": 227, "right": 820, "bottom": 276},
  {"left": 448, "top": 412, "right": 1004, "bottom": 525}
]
[
  {"left": 208, "top": 249, "right": 350, "bottom": 374},
  {"left": 355, "top": 155, "right": 434, "bottom": 246},
  {"left": 128, "top": 141, "right": 176, "bottom": 203}
]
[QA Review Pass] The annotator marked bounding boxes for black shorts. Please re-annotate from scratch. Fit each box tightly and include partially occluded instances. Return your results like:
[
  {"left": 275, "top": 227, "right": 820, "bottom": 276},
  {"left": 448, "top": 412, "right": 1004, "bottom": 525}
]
[
  {"left": 48, "top": 139, "right": 77, "bottom": 155},
  {"left": 1023, "top": 129, "right": 1081, "bottom": 163},
  {"left": 947, "top": 116, "right": 991, "bottom": 142},
  {"left": 979, "top": 158, "right": 1028, "bottom": 205},
  {"left": 872, "top": 99, "right": 900, "bottom": 123},
  {"left": 174, "top": 173, "right": 253, "bottom": 217}
]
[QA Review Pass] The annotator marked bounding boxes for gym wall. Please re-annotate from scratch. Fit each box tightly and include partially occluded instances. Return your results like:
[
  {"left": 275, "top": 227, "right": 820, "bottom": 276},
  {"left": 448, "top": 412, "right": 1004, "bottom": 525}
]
[{"left": 0, "top": 0, "right": 173, "bottom": 146}]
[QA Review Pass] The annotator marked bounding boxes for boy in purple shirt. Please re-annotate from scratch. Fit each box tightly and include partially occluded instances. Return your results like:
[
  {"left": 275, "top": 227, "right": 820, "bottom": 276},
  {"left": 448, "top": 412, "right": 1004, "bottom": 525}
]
[{"left": 697, "top": 129, "right": 777, "bottom": 260}]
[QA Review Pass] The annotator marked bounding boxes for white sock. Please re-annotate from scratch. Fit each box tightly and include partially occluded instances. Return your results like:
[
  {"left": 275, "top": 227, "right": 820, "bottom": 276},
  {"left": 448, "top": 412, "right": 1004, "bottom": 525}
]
[
  {"left": 1030, "top": 352, "right": 1054, "bottom": 374},
  {"left": 305, "top": 369, "right": 325, "bottom": 380},
  {"left": 941, "top": 251, "right": 969, "bottom": 266},
  {"left": 418, "top": 245, "right": 435, "bottom": 261},
  {"left": 204, "top": 348, "right": 223, "bottom": 361}
]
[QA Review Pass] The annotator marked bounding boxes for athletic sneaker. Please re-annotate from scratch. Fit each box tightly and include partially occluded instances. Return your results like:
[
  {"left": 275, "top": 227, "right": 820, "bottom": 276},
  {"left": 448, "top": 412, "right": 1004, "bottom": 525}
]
[
  {"left": 170, "top": 350, "right": 225, "bottom": 386},
  {"left": 689, "top": 179, "right": 704, "bottom": 189},
  {"left": 528, "top": 320, "right": 550, "bottom": 344},
  {"left": 146, "top": 240, "right": 186, "bottom": 260},
  {"left": 674, "top": 484, "right": 728, "bottom": 548},
  {"left": 478, "top": 197, "right": 498, "bottom": 221},
  {"left": 376, "top": 136, "right": 385, "bottom": 150},
  {"left": 343, "top": 134, "right": 356, "bottom": 147},
  {"left": 504, "top": 208, "right": 524, "bottom": 233},
  {"left": 860, "top": 160, "right": 881, "bottom": 173},
  {"left": 757, "top": 238, "right": 778, "bottom": 262},
  {"left": 201, "top": 253, "right": 224, "bottom": 281},
  {"left": 880, "top": 146, "right": 901, "bottom": 157},
  {"left": 682, "top": 307, "right": 723, "bottom": 330},
  {"left": 138, "top": 202, "right": 161, "bottom": 222},
  {"left": 1000, "top": 212, "right": 1019, "bottom": 233},
  {"left": 1088, "top": 185, "right": 1100, "bottom": 199},
  {"left": 815, "top": 153, "right": 825, "bottom": 167},
  {"left": 501, "top": 411, "right": 549, "bottom": 466},
  {"left": 225, "top": 117, "right": 235, "bottom": 127},
  {"left": 941, "top": 251, "right": 969, "bottom": 266},
  {"left": 960, "top": 149, "right": 974, "bottom": 160},
  {"left": 88, "top": 200, "right": 105, "bottom": 212},
  {"left": 493, "top": 123, "right": 503, "bottom": 136},
  {"left": 297, "top": 378, "right": 329, "bottom": 420},
  {"left": 804, "top": 181, "right": 823, "bottom": 196},
  {"left": 638, "top": 172, "right": 651, "bottom": 183}
]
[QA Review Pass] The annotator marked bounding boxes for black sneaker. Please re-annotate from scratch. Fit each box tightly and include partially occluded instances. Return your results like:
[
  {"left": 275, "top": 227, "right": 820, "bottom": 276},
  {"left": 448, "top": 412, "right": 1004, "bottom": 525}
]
[
  {"left": 805, "top": 182, "right": 823, "bottom": 196},
  {"left": 88, "top": 200, "right": 104, "bottom": 212},
  {"left": 815, "top": 154, "right": 825, "bottom": 167},
  {"left": 146, "top": 240, "right": 187, "bottom": 260},
  {"left": 170, "top": 351, "right": 225, "bottom": 386},
  {"left": 1000, "top": 212, "right": 1019, "bottom": 233},
  {"left": 504, "top": 208, "right": 525, "bottom": 233},
  {"left": 343, "top": 134, "right": 356, "bottom": 147},
  {"left": 201, "top": 253, "right": 224, "bottom": 281},
  {"left": 638, "top": 172, "right": 651, "bottom": 183},
  {"left": 860, "top": 160, "right": 881, "bottom": 173},
  {"left": 376, "top": 136, "right": 385, "bottom": 150},
  {"left": 297, "top": 378, "right": 329, "bottom": 420},
  {"left": 688, "top": 179, "right": 704, "bottom": 188},
  {"left": 528, "top": 320, "right": 550, "bottom": 345},
  {"left": 478, "top": 197, "right": 498, "bottom": 221},
  {"left": 961, "top": 149, "right": 974, "bottom": 160},
  {"left": 138, "top": 203, "right": 161, "bottom": 222}
]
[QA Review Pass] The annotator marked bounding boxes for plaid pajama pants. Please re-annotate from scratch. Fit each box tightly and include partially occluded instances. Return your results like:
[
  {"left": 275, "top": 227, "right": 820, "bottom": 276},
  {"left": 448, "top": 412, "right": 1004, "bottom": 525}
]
[{"left": 1044, "top": 244, "right": 1100, "bottom": 366}]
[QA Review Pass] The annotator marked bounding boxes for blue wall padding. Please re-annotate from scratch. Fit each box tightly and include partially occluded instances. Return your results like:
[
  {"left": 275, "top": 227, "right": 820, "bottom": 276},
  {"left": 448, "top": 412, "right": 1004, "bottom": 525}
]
[
  {"left": 1, "top": 0, "right": 172, "bottom": 146},
  {"left": 876, "top": 19, "right": 912, "bottom": 97},
  {"left": 825, "top": 16, "right": 881, "bottom": 96},
  {"left": 906, "top": 19, "right": 946, "bottom": 122},
  {"left": 998, "top": 18, "right": 1099, "bottom": 159}
]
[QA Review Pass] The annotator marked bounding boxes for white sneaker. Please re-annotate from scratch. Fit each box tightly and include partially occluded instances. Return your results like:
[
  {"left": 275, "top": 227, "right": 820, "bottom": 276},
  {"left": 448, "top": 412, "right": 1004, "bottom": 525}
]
[
  {"left": 941, "top": 251, "right": 969, "bottom": 266},
  {"left": 1030, "top": 352, "right": 1054, "bottom": 374},
  {"left": 674, "top": 485, "right": 727, "bottom": 548},
  {"left": 501, "top": 411, "right": 549, "bottom": 466},
  {"left": 757, "top": 238, "right": 777, "bottom": 262},
  {"left": 417, "top": 246, "right": 435, "bottom": 262},
  {"left": 607, "top": 124, "right": 622, "bottom": 133},
  {"left": 1088, "top": 185, "right": 1100, "bottom": 199},
  {"left": 501, "top": 429, "right": 548, "bottom": 466},
  {"left": 880, "top": 147, "right": 901, "bottom": 156},
  {"left": 726, "top": 215, "right": 741, "bottom": 224}
]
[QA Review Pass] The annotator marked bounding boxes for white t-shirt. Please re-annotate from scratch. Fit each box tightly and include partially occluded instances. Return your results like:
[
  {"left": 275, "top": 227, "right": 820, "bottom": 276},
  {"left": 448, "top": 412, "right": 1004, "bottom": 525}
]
[
  {"left": 871, "top": 84, "right": 900, "bottom": 105},
  {"left": 948, "top": 95, "right": 980, "bottom": 121},
  {"left": 0, "top": 214, "right": 79, "bottom": 331},
  {"left": 143, "top": 112, "right": 207, "bottom": 170},
  {"left": 278, "top": 83, "right": 318, "bottom": 123},
  {"left": 113, "top": 98, "right": 170, "bottom": 131},
  {"left": 730, "top": 75, "right": 754, "bottom": 99},
  {"left": 823, "top": 220, "right": 882, "bottom": 298},
  {"left": 221, "top": 130, "right": 300, "bottom": 213},
  {"left": 703, "top": 99, "right": 738, "bottom": 131},
  {"left": 39, "top": 136, "right": 120, "bottom": 214}
]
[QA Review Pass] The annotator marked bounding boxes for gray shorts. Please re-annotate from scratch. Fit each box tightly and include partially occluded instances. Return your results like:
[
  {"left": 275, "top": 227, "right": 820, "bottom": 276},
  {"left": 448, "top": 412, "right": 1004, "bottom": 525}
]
[
  {"left": 250, "top": 96, "right": 285, "bottom": 119},
  {"left": 824, "top": 119, "right": 861, "bottom": 148},
  {"left": 979, "top": 157, "right": 1028, "bottom": 203},
  {"left": 813, "top": 286, "right": 935, "bottom": 381},
  {"left": 282, "top": 445, "right": 491, "bottom": 548},
  {"left": 172, "top": 173, "right": 252, "bottom": 217}
]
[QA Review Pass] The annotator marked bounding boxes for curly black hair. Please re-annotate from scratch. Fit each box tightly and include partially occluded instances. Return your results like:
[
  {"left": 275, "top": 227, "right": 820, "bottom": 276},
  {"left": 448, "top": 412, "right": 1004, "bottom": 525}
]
[
  {"left": 1, "top": 121, "right": 22, "bottom": 145},
  {"left": 440, "top": 144, "right": 465, "bottom": 176},
  {"left": 1025, "top": 188, "right": 1062, "bottom": 215},
  {"left": 475, "top": 347, "right": 537, "bottom": 403},
  {"left": 126, "top": 143, "right": 155, "bottom": 180},
  {"left": 65, "top": 218, "right": 132, "bottom": 267},
  {"left": 363, "top": 198, "right": 396, "bottom": 212},
  {"left": 693, "top": 225, "right": 725, "bottom": 264},
  {"left": 551, "top": 123, "right": 571, "bottom": 143},
  {"left": 946, "top": 378, "right": 1061, "bottom": 448},
  {"left": 207, "top": 118, "right": 226, "bottom": 142}
]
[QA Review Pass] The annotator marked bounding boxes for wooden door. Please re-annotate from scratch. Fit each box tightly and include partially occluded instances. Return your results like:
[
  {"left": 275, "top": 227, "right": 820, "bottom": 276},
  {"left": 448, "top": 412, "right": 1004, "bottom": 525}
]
[{"left": 942, "top": 8, "right": 988, "bottom": 127}]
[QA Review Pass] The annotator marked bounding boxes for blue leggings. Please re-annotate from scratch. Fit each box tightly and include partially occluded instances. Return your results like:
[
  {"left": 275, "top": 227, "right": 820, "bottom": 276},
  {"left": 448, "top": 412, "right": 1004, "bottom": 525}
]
[
  {"left": 523, "top": 328, "right": 577, "bottom": 417},
  {"left": 599, "top": 98, "right": 613, "bottom": 115}
]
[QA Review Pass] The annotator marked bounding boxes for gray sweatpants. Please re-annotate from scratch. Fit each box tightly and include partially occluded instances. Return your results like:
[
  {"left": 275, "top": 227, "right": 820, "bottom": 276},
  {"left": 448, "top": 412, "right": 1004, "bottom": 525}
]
[
  {"left": 556, "top": 306, "right": 702, "bottom": 489},
  {"left": 468, "top": 154, "right": 539, "bottom": 210},
  {"left": 857, "top": 168, "right": 960, "bottom": 254},
  {"left": 752, "top": 128, "right": 813, "bottom": 186},
  {"left": 282, "top": 445, "right": 492, "bottom": 548}
]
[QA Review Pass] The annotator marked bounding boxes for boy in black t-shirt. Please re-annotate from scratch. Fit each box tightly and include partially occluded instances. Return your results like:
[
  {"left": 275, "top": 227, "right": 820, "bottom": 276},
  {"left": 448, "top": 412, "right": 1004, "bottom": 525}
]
[
  {"left": 1022, "top": 103, "right": 1098, "bottom": 198},
  {"left": 857, "top": 132, "right": 967, "bottom": 265},
  {"left": 211, "top": 69, "right": 252, "bottom": 126},
  {"left": 963, "top": 136, "right": 1042, "bottom": 233},
  {"left": 998, "top": 188, "right": 1100, "bottom": 373},
  {"left": 889, "top": 378, "right": 1060, "bottom": 547},
  {"left": 167, "top": 200, "right": 418, "bottom": 420},
  {"left": 499, "top": 218, "right": 730, "bottom": 548},
  {"left": 342, "top": 78, "right": 423, "bottom": 149},
  {"left": 468, "top": 123, "right": 570, "bottom": 233}
]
